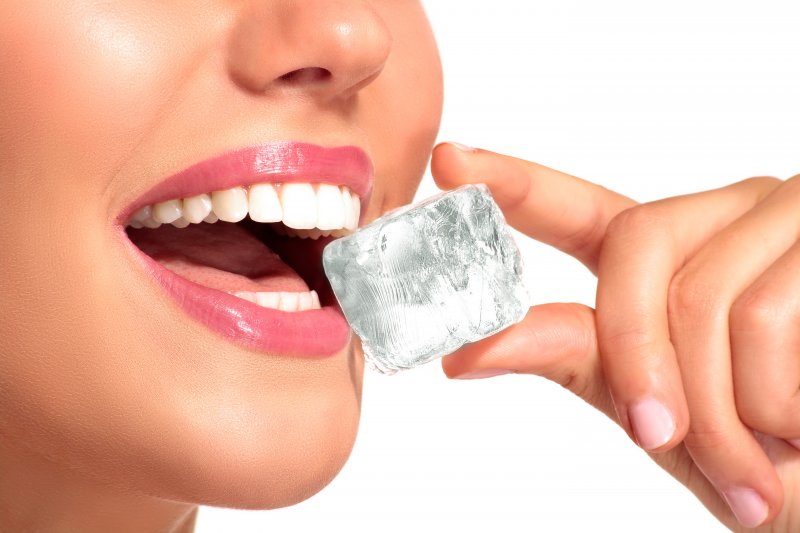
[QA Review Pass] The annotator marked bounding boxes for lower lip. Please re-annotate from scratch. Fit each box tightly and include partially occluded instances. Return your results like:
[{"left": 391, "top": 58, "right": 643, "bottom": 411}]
[{"left": 121, "top": 232, "right": 351, "bottom": 357}]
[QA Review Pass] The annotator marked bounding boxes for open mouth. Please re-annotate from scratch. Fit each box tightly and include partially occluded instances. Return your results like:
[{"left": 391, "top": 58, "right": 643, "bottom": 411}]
[{"left": 117, "top": 143, "right": 372, "bottom": 357}]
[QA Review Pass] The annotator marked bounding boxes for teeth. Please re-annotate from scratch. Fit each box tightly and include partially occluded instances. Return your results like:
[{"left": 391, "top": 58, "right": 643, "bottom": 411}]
[
  {"left": 279, "top": 183, "right": 317, "bottom": 229},
  {"left": 229, "top": 290, "right": 321, "bottom": 312},
  {"left": 126, "top": 182, "right": 361, "bottom": 234},
  {"left": 211, "top": 187, "right": 248, "bottom": 222},
  {"left": 297, "top": 291, "right": 314, "bottom": 311},
  {"left": 153, "top": 199, "right": 183, "bottom": 224},
  {"left": 282, "top": 227, "right": 350, "bottom": 239},
  {"left": 182, "top": 194, "right": 212, "bottom": 224},
  {"left": 141, "top": 218, "right": 162, "bottom": 229},
  {"left": 277, "top": 291, "right": 300, "bottom": 311},
  {"left": 315, "top": 184, "right": 345, "bottom": 230},
  {"left": 342, "top": 188, "right": 359, "bottom": 230},
  {"left": 130, "top": 206, "right": 162, "bottom": 228},
  {"left": 248, "top": 184, "right": 282, "bottom": 223},
  {"left": 171, "top": 217, "right": 190, "bottom": 228},
  {"left": 255, "top": 292, "right": 280, "bottom": 308}
]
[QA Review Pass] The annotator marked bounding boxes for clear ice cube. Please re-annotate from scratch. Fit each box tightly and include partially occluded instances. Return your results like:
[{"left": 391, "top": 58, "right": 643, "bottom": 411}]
[{"left": 322, "top": 184, "right": 530, "bottom": 374}]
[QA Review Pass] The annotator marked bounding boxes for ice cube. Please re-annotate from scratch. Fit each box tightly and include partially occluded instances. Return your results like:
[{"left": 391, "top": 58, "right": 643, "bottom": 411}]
[{"left": 322, "top": 184, "right": 530, "bottom": 374}]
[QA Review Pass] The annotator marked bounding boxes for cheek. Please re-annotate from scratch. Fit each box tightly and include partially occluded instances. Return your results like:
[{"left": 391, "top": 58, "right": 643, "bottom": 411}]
[
  {"left": 363, "top": 3, "right": 443, "bottom": 217},
  {"left": 0, "top": 2, "right": 203, "bottom": 199}
]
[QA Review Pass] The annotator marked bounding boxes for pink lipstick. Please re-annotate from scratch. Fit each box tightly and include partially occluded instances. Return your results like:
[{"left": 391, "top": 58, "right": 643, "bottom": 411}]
[{"left": 117, "top": 142, "right": 372, "bottom": 357}]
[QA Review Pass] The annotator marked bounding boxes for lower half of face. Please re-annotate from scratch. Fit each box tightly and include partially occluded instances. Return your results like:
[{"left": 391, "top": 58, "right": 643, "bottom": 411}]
[{"left": 0, "top": 0, "right": 442, "bottom": 508}]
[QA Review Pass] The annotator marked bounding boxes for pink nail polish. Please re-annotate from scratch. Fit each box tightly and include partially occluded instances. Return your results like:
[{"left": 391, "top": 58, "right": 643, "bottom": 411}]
[
  {"left": 628, "top": 398, "right": 676, "bottom": 450},
  {"left": 723, "top": 487, "right": 768, "bottom": 528},
  {"left": 453, "top": 368, "right": 512, "bottom": 380}
]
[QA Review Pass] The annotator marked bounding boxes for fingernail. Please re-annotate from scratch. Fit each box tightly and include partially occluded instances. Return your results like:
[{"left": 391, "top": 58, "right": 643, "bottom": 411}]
[
  {"left": 453, "top": 368, "right": 512, "bottom": 380},
  {"left": 722, "top": 487, "right": 768, "bottom": 528},
  {"left": 446, "top": 142, "right": 477, "bottom": 153},
  {"left": 628, "top": 398, "right": 676, "bottom": 450}
]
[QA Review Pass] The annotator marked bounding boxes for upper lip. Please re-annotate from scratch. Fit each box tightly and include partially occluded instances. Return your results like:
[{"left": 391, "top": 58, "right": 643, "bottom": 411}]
[{"left": 117, "top": 141, "right": 374, "bottom": 224}]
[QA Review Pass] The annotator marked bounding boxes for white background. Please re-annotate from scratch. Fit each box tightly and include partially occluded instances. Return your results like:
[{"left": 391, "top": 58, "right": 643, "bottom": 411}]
[{"left": 199, "top": 1, "right": 800, "bottom": 531}]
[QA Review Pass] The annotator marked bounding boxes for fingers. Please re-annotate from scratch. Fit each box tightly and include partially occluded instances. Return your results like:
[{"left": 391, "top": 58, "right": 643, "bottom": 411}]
[
  {"left": 442, "top": 303, "right": 616, "bottom": 419},
  {"left": 727, "top": 177, "right": 800, "bottom": 441},
  {"left": 666, "top": 178, "right": 800, "bottom": 527},
  {"left": 430, "top": 142, "right": 635, "bottom": 272},
  {"left": 595, "top": 177, "right": 780, "bottom": 453},
  {"left": 731, "top": 241, "right": 800, "bottom": 440}
]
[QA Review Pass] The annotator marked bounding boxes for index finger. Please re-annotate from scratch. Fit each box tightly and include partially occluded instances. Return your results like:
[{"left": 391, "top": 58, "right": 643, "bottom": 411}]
[{"left": 430, "top": 142, "right": 635, "bottom": 272}]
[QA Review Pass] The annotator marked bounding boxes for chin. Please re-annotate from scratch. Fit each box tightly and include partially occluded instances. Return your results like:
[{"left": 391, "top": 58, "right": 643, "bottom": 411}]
[{"left": 130, "top": 351, "right": 364, "bottom": 510}]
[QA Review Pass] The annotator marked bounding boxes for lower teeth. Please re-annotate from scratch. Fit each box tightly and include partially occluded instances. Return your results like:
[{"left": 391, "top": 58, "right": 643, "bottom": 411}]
[
  {"left": 274, "top": 226, "right": 349, "bottom": 239},
  {"left": 229, "top": 289, "right": 320, "bottom": 312}
]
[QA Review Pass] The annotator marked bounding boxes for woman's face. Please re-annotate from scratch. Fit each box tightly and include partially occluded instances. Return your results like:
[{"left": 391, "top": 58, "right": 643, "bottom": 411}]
[{"left": 0, "top": 0, "right": 441, "bottom": 508}]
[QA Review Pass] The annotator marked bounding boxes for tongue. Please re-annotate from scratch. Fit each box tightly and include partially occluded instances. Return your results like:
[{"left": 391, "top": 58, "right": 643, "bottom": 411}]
[{"left": 127, "top": 222, "right": 309, "bottom": 293}]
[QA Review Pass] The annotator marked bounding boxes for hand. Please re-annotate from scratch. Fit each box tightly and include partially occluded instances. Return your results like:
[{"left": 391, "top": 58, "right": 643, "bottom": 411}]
[{"left": 431, "top": 141, "right": 800, "bottom": 531}]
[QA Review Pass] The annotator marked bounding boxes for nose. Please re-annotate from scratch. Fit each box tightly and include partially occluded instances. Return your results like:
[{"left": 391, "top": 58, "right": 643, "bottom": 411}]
[{"left": 227, "top": 0, "right": 392, "bottom": 101}]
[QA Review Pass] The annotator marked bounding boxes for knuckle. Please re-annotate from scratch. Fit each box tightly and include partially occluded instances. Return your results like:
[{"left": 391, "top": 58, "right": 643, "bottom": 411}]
[
  {"left": 667, "top": 272, "right": 721, "bottom": 323},
  {"left": 736, "top": 392, "right": 783, "bottom": 433},
  {"left": 777, "top": 173, "right": 800, "bottom": 197},
  {"left": 561, "top": 203, "right": 609, "bottom": 259},
  {"left": 743, "top": 175, "right": 783, "bottom": 189},
  {"left": 730, "top": 289, "right": 786, "bottom": 334},
  {"left": 786, "top": 173, "right": 800, "bottom": 188},
  {"left": 604, "top": 204, "right": 670, "bottom": 244}
]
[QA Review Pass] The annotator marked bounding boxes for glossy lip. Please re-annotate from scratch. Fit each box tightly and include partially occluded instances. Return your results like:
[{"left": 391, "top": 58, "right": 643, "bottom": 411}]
[
  {"left": 116, "top": 142, "right": 372, "bottom": 357},
  {"left": 116, "top": 141, "right": 373, "bottom": 225}
]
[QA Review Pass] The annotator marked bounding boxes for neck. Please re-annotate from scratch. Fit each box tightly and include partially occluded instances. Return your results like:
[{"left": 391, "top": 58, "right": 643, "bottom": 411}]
[{"left": 0, "top": 440, "right": 198, "bottom": 533}]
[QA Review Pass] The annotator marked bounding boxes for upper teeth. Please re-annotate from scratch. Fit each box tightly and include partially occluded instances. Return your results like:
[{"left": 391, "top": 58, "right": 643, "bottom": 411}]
[{"left": 127, "top": 182, "right": 360, "bottom": 237}]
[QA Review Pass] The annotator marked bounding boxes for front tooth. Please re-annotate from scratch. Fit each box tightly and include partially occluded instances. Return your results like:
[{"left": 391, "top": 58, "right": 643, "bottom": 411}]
[
  {"left": 316, "top": 184, "right": 346, "bottom": 230},
  {"left": 248, "top": 183, "right": 282, "bottom": 223},
  {"left": 277, "top": 292, "right": 300, "bottom": 312},
  {"left": 203, "top": 211, "right": 219, "bottom": 224},
  {"left": 183, "top": 193, "right": 212, "bottom": 224},
  {"left": 310, "top": 290, "right": 321, "bottom": 309},
  {"left": 280, "top": 183, "right": 317, "bottom": 229},
  {"left": 212, "top": 187, "right": 248, "bottom": 222},
  {"left": 342, "top": 188, "right": 358, "bottom": 230},
  {"left": 153, "top": 199, "right": 183, "bottom": 224}
]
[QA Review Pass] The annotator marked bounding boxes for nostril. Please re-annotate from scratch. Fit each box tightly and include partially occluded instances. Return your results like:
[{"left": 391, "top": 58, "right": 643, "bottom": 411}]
[{"left": 277, "top": 67, "right": 332, "bottom": 86}]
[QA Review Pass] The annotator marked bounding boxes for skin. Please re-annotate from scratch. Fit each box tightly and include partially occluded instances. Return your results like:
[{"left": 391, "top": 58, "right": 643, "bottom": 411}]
[
  {"left": 1, "top": 1, "right": 798, "bottom": 531},
  {"left": 434, "top": 144, "right": 800, "bottom": 531},
  {"left": 0, "top": 1, "right": 441, "bottom": 532}
]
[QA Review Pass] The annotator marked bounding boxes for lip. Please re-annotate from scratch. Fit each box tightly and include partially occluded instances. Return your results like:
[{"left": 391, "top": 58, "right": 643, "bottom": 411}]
[
  {"left": 116, "top": 142, "right": 371, "bottom": 357},
  {"left": 117, "top": 141, "right": 373, "bottom": 225}
]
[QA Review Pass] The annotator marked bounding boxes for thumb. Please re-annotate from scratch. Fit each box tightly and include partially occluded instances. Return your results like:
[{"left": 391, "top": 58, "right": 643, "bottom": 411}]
[
  {"left": 442, "top": 303, "right": 616, "bottom": 420},
  {"left": 431, "top": 142, "right": 635, "bottom": 273}
]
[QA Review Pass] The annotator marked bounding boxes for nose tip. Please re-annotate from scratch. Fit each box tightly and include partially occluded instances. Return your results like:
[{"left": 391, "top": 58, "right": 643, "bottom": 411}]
[{"left": 227, "top": 1, "right": 392, "bottom": 100}]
